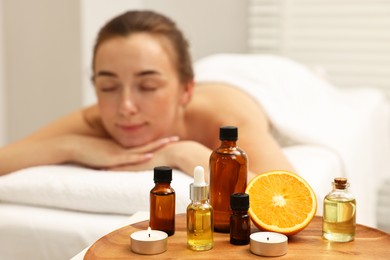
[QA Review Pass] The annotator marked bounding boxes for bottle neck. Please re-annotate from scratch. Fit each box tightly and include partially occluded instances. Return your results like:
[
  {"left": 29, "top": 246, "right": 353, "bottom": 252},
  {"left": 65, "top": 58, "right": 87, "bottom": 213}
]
[
  {"left": 332, "top": 188, "right": 349, "bottom": 195},
  {"left": 154, "top": 182, "right": 171, "bottom": 187},
  {"left": 332, "top": 182, "right": 349, "bottom": 192},
  {"left": 231, "top": 209, "right": 248, "bottom": 215},
  {"left": 220, "top": 140, "right": 237, "bottom": 147},
  {"left": 190, "top": 184, "right": 209, "bottom": 201},
  {"left": 191, "top": 198, "right": 209, "bottom": 203}
]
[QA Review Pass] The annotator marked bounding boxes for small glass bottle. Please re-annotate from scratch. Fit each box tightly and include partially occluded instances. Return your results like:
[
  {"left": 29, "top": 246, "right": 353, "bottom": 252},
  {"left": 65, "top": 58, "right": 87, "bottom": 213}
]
[
  {"left": 210, "top": 126, "right": 248, "bottom": 233},
  {"left": 230, "top": 193, "right": 251, "bottom": 245},
  {"left": 322, "top": 177, "right": 356, "bottom": 242},
  {"left": 187, "top": 166, "right": 214, "bottom": 251},
  {"left": 150, "top": 166, "right": 175, "bottom": 236}
]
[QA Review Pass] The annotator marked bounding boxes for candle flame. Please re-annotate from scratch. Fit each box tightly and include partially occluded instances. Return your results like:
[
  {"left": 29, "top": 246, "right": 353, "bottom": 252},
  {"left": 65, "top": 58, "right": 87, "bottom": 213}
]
[{"left": 147, "top": 227, "right": 151, "bottom": 238}]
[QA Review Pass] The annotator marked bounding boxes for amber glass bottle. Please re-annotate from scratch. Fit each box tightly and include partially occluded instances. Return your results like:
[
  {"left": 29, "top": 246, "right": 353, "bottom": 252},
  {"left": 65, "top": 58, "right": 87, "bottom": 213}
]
[
  {"left": 209, "top": 126, "right": 248, "bottom": 233},
  {"left": 150, "top": 166, "right": 175, "bottom": 236},
  {"left": 230, "top": 193, "right": 250, "bottom": 245}
]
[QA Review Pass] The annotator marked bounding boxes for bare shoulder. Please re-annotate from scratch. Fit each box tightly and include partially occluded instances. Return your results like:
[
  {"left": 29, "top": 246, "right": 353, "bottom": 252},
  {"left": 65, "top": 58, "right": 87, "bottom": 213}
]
[
  {"left": 186, "top": 83, "right": 270, "bottom": 148},
  {"left": 193, "top": 83, "right": 269, "bottom": 128},
  {"left": 191, "top": 83, "right": 293, "bottom": 174}
]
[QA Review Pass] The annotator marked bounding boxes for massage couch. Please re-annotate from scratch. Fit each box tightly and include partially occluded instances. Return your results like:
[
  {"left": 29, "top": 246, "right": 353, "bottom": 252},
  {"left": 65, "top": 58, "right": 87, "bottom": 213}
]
[{"left": 0, "top": 54, "right": 389, "bottom": 260}]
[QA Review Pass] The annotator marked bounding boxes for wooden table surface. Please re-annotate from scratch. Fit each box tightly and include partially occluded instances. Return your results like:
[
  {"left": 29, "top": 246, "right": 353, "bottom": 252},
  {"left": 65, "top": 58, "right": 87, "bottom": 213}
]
[{"left": 84, "top": 214, "right": 390, "bottom": 259}]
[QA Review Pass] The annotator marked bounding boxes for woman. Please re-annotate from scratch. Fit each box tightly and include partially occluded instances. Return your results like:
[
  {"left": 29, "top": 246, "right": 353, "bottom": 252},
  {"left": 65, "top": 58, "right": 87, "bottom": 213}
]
[{"left": 0, "top": 10, "right": 293, "bottom": 178}]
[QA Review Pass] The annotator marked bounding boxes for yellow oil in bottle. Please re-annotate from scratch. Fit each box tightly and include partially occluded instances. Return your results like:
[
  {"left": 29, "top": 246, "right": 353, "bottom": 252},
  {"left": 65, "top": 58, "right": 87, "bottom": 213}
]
[
  {"left": 186, "top": 166, "right": 214, "bottom": 251},
  {"left": 187, "top": 204, "right": 213, "bottom": 251},
  {"left": 322, "top": 178, "right": 356, "bottom": 242}
]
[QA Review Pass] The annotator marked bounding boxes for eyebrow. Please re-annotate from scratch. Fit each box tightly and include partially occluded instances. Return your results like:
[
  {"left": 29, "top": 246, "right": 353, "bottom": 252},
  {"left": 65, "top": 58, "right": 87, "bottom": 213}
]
[
  {"left": 92, "top": 69, "right": 161, "bottom": 81},
  {"left": 95, "top": 71, "right": 117, "bottom": 78},
  {"left": 92, "top": 70, "right": 117, "bottom": 81},
  {"left": 136, "top": 70, "right": 161, "bottom": 77}
]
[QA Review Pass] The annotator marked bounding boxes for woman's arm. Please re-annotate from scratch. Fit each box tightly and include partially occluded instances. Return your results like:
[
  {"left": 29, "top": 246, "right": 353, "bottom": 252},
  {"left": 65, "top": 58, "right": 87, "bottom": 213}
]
[
  {"left": 0, "top": 109, "right": 89, "bottom": 175},
  {"left": 0, "top": 106, "right": 177, "bottom": 176}
]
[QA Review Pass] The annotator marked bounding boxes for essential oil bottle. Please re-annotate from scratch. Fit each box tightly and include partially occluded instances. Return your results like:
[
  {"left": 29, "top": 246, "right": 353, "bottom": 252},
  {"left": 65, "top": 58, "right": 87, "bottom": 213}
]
[
  {"left": 186, "top": 166, "right": 214, "bottom": 251},
  {"left": 150, "top": 166, "right": 175, "bottom": 236},
  {"left": 230, "top": 193, "right": 251, "bottom": 245},
  {"left": 210, "top": 126, "right": 248, "bottom": 233},
  {"left": 322, "top": 177, "right": 356, "bottom": 242}
]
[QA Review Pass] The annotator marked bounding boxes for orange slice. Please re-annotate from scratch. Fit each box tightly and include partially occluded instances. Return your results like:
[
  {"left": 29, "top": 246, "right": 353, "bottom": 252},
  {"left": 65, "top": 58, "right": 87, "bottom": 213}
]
[{"left": 245, "top": 170, "right": 317, "bottom": 236}]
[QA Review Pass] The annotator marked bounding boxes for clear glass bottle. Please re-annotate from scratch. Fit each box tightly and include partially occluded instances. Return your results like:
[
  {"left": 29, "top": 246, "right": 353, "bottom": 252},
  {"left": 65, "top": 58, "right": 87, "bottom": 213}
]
[
  {"left": 322, "top": 177, "right": 356, "bottom": 242},
  {"left": 150, "top": 166, "right": 175, "bottom": 236},
  {"left": 209, "top": 126, "right": 248, "bottom": 233},
  {"left": 187, "top": 166, "right": 214, "bottom": 251},
  {"left": 230, "top": 193, "right": 251, "bottom": 245}
]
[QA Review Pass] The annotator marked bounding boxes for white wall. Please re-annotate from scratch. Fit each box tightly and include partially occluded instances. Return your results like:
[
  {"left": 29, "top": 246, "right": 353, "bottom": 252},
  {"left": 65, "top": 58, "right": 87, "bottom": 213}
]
[
  {"left": 2, "top": 0, "right": 248, "bottom": 143},
  {"left": 143, "top": 0, "right": 248, "bottom": 60},
  {"left": 0, "top": 0, "right": 6, "bottom": 146},
  {"left": 80, "top": 0, "right": 248, "bottom": 105},
  {"left": 3, "top": 0, "right": 82, "bottom": 143}
]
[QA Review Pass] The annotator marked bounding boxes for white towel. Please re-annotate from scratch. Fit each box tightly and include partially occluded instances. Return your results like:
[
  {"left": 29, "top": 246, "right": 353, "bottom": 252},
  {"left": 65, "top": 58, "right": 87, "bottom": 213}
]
[{"left": 0, "top": 165, "right": 192, "bottom": 215}]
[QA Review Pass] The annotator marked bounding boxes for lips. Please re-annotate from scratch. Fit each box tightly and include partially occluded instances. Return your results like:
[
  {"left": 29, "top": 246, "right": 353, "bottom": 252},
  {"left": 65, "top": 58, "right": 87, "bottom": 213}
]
[{"left": 116, "top": 122, "right": 147, "bottom": 132}]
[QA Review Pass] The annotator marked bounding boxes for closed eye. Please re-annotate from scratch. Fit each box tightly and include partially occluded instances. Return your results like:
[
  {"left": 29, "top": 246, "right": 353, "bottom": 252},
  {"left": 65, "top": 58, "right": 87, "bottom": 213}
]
[
  {"left": 100, "top": 85, "right": 119, "bottom": 92},
  {"left": 139, "top": 85, "right": 158, "bottom": 91}
]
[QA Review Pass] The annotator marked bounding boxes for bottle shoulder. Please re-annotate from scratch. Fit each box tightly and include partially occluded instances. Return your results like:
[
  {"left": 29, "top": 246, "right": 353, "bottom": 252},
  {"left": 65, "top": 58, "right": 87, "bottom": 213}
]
[
  {"left": 325, "top": 190, "right": 355, "bottom": 201},
  {"left": 187, "top": 201, "right": 213, "bottom": 210},
  {"left": 210, "top": 147, "right": 248, "bottom": 161},
  {"left": 151, "top": 184, "right": 175, "bottom": 194}
]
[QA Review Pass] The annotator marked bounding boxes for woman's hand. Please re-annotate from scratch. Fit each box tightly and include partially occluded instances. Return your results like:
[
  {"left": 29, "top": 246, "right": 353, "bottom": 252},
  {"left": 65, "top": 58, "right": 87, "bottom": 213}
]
[
  {"left": 67, "top": 135, "right": 179, "bottom": 170},
  {"left": 107, "top": 140, "right": 213, "bottom": 178}
]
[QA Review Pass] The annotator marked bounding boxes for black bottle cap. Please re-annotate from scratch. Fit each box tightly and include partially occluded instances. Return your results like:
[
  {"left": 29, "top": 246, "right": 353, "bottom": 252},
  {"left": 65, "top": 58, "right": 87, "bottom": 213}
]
[
  {"left": 153, "top": 166, "right": 172, "bottom": 183},
  {"left": 230, "top": 193, "right": 249, "bottom": 211},
  {"left": 220, "top": 126, "right": 238, "bottom": 141}
]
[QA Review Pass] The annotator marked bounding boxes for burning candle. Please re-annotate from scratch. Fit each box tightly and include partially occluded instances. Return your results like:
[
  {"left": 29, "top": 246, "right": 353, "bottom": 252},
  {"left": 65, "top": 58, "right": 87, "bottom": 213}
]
[
  {"left": 130, "top": 227, "right": 168, "bottom": 255},
  {"left": 250, "top": 232, "right": 288, "bottom": 256}
]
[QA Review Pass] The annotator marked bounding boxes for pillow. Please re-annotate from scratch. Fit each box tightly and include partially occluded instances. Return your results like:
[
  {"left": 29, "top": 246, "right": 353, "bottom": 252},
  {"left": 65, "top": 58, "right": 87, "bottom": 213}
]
[{"left": 0, "top": 165, "right": 193, "bottom": 215}]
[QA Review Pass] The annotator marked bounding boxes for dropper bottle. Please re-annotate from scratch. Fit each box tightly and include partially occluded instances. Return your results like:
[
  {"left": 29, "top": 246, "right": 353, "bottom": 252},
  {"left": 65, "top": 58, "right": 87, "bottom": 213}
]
[{"left": 186, "top": 166, "right": 214, "bottom": 251}]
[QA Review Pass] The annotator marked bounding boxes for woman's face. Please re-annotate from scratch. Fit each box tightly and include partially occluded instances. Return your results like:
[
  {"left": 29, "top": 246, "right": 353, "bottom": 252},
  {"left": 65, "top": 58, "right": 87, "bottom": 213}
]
[{"left": 93, "top": 33, "right": 191, "bottom": 147}]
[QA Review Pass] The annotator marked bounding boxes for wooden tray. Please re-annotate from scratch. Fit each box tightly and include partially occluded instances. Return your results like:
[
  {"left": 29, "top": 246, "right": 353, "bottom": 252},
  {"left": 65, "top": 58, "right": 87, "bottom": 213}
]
[{"left": 84, "top": 215, "right": 390, "bottom": 259}]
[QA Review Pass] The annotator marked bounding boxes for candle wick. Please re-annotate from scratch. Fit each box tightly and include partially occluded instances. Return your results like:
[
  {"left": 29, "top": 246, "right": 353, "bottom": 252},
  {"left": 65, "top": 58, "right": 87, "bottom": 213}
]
[
  {"left": 148, "top": 233, "right": 151, "bottom": 238},
  {"left": 267, "top": 237, "right": 269, "bottom": 241}
]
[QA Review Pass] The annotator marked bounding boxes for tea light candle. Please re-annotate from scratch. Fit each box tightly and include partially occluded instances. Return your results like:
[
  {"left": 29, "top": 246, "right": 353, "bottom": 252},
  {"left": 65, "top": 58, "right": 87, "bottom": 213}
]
[
  {"left": 250, "top": 232, "right": 288, "bottom": 257},
  {"left": 130, "top": 227, "right": 168, "bottom": 255}
]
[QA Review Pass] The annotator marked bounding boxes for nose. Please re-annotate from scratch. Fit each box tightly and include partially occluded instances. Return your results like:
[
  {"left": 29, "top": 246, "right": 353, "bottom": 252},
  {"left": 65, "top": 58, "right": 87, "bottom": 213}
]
[{"left": 119, "top": 90, "right": 138, "bottom": 116}]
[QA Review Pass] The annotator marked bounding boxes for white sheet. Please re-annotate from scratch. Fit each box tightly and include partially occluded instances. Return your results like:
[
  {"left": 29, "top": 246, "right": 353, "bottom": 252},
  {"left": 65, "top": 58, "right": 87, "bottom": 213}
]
[
  {"left": 194, "top": 53, "right": 390, "bottom": 227},
  {"left": 0, "top": 203, "right": 132, "bottom": 260}
]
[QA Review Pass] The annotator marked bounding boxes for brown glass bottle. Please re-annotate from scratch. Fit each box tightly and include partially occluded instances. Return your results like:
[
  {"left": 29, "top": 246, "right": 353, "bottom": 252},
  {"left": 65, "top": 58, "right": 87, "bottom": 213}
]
[
  {"left": 209, "top": 126, "right": 248, "bottom": 233},
  {"left": 230, "top": 193, "right": 250, "bottom": 245},
  {"left": 150, "top": 166, "right": 175, "bottom": 236}
]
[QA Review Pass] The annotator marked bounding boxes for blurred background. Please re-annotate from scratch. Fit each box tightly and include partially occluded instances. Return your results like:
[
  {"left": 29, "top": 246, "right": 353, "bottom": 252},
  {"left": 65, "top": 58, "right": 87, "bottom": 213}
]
[{"left": 0, "top": 0, "right": 389, "bottom": 145}]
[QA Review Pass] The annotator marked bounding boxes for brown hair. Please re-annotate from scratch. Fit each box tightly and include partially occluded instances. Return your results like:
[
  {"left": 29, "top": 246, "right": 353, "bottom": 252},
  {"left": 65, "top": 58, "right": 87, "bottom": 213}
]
[{"left": 92, "top": 10, "right": 193, "bottom": 84}]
